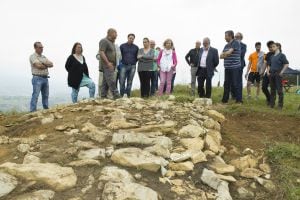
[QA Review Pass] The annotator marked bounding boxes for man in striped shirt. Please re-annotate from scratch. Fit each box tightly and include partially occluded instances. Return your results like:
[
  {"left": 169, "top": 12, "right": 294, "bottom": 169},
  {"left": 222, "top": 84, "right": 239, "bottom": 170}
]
[{"left": 220, "top": 30, "right": 242, "bottom": 103}]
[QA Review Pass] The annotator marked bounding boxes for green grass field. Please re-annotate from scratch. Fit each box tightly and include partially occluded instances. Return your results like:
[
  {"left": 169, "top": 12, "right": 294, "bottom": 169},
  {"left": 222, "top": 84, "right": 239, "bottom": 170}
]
[{"left": 132, "top": 84, "right": 300, "bottom": 117}]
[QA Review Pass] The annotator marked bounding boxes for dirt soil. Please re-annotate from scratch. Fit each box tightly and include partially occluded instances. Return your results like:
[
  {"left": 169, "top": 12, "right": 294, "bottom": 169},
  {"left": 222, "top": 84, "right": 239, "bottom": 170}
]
[{"left": 221, "top": 111, "right": 300, "bottom": 200}]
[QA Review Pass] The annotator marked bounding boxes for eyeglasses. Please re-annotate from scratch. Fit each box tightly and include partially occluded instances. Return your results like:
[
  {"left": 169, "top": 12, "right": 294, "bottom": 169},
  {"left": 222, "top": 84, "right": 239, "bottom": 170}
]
[{"left": 37, "top": 46, "right": 44, "bottom": 49}]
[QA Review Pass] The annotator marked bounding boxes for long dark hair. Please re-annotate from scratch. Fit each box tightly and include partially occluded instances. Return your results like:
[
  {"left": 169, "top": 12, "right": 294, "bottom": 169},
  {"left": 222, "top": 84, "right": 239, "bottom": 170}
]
[{"left": 71, "top": 42, "right": 83, "bottom": 55}]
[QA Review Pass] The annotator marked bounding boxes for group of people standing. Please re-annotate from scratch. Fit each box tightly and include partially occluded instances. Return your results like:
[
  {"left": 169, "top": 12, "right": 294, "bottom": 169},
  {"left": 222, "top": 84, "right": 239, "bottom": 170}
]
[
  {"left": 95, "top": 29, "right": 178, "bottom": 99},
  {"left": 29, "top": 29, "right": 289, "bottom": 112}
]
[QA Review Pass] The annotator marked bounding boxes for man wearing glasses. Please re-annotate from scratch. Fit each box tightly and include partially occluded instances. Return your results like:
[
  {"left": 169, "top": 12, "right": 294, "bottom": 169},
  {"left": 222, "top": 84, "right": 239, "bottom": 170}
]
[{"left": 29, "top": 42, "right": 53, "bottom": 112}]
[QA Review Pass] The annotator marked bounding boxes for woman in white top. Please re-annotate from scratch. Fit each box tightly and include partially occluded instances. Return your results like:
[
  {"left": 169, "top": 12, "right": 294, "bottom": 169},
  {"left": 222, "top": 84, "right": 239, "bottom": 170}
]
[{"left": 157, "top": 39, "right": 178, "bottom": 96}]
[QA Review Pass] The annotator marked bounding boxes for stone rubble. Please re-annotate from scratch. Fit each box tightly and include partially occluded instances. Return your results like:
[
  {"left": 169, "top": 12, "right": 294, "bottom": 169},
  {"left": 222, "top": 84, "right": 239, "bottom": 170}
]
[{"left": 0, "top": 97, "right": 276, "bottom": 199}]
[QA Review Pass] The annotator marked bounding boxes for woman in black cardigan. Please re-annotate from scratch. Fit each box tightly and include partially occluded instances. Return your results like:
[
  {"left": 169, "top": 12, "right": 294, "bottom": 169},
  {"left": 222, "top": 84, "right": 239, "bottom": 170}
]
[{"left": 65, "top": 42, "right": 95, "bottom": 103}]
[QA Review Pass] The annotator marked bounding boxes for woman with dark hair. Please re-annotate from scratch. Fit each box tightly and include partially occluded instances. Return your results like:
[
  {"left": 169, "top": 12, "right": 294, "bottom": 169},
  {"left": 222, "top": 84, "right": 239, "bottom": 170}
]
[
  {"left": 65, "top": 42, "right": 95, "bottom": 103},
  {"left": 137, "top": 38, "right": 155, "bottom": 98}
]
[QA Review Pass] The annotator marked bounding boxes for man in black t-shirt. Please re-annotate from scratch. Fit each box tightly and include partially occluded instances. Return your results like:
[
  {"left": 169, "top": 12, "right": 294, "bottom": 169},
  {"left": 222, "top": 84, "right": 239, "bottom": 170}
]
[{"left": 267, "top": 43, "right": 289, "bottom": 109}]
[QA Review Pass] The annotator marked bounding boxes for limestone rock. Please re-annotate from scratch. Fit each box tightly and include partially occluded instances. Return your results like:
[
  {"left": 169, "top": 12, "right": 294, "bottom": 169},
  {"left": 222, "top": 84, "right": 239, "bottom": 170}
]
[
  {"left": 111, "top": 132, "right": 153, "bottom": 145},
  {"left": 187, "top": 150, "right": 207, "bottom": 164},
  {"left": 170, "top": 152, "right": 191, "bottom": 162},
  {"left": 259, "top": 163, "right": 271, "bottom": 174},
  {"left": 81, "top": 122, "right": 109, "bottom": 143},
  {"left": 78, "top": 148, "right": 106, "bottom": 160},
  {"left": 111, "top": 148, "right": 168, "bottom": 172},
  {"left": 99, "top": 166, "right": 134, "bottom": 183},
  {"left": 205, "top": 134, "right": 220, "bottom": 153},
  {"left": 0, "top": 172, "right": 18, "bottom": 198},
  {"left": 107, "top": 119, "right": 138, "bottom": 130},
  {"left": 144, "top": 144, "right": 170, "bottom": 158},
  {"left": 102, "top": 182, "right": 158, "bottom": 200},
  {"left": 67, "top": 159, "right": 100, "bottom": 167},
  {"left": 203, "top": 118, "right": 221, "bottom": 131},
  {"left": 17, "top": 144, "right": 31, "bottom": 153},
  {"left": 193, "top": 98, "right": 212, "bottom": 107},
  {"left": 205, "top": 110, "right": 225, "bottom": 123},
  {"left": 23, "top": 154, "right": 41, "bottom": 164},
  {"left": 0, "top": 162, "right": 77, "bottom": 191},
  {"left": 14, "top": 190, "right": 55, "bottom": 200},
  {"left": 230, "top": 155, "right": 258, "bottom": 171},
  {"left": 169, "top": 161, "right": 194, "bottom": 171},
  {"left": 74, "top": 140, "right": 98, "bottom": 149},
  {"left": 178, "top": 124, "right": 207, "bottom": 138},
  {"left": 41, "top": 115, "right": 55, "bottom": 124},
  {"left": 201, "top": 168, "right": 232, "bottom": 200},
  {"left": 240, "top": 168, "right": 264, "bottom": 178},
  {"left": 209, "top": 162, "right": 235, "bottom": 174},
  {"left": 130, "top": 120, "right": 177, "bottom": 134},
  {"left": 201, "top": 168, "right": 222, "bottom": 190},
  {"left": 180, "top": 138, "right": 204, "bottom": 151},
  {"left": 255, "top": 177, "right": 276, "bottom": 192},
  {"left": 0, "top": 135, "right": 9, "bottom": 144}
]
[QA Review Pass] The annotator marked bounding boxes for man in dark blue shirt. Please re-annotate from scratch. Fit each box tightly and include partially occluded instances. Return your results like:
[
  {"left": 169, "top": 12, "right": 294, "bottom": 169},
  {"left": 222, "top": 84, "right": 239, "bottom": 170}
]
[
  {"left": 267, "top": 43, "right": 289, "bottom": 109},
  {"left": 119, "top": 33, "right": 139, "bottom": 97},
  {"left": 220, "top": 30, "right": 242, "bottom": 103},
  {"left": 230, "top": 32, "right": 247, "bottom": 101}
]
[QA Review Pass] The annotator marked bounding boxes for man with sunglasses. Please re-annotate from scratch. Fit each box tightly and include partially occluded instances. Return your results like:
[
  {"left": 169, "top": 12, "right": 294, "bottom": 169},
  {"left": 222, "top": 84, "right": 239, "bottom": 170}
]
[{"left": 29, "top": 42, "right": 53, "bottom": 112}]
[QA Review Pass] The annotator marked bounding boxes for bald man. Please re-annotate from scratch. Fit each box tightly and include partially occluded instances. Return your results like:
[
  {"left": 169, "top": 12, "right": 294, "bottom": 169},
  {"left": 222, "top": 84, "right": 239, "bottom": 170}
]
[
  {"left": 99, "top": 28, "right": 120, "bottom": 99},
  {"left": 185, "top": 41, "right": 201, "bottom": 96}
]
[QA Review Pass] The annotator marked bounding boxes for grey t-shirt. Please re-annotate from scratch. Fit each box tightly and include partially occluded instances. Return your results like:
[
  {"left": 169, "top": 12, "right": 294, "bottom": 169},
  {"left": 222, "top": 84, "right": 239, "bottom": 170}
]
[
  {"left": 268, "top": 53, "right": 289, "bottom": 72},
  {"left": 137, "top": 48, "right": 155, "bottom": 72},
  {"left": 99, "top": 38, "right": 116, "bottom": 67}
]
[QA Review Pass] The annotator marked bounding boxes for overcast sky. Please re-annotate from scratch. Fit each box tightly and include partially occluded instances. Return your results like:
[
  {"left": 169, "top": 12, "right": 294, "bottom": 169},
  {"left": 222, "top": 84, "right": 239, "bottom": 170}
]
[{"left": 0, "top": 0, "right": 299, "bottom": 96}]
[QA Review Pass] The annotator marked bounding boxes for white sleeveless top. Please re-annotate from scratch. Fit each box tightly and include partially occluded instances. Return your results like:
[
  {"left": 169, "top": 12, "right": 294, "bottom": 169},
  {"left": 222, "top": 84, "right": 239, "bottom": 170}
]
[{"left": 160, "top": 49, "right": 173, "bottom": 72}]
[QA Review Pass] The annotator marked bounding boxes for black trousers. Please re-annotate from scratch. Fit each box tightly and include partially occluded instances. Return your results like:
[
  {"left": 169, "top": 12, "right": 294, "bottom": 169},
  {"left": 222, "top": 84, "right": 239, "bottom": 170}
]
[
  {"left": 262, "top": 74, "right": 271, "bottom": 103},
  {"left": 138, "top": 71, "right": 153, "bottom": 98},
  {"left": 197, "top": 67, "right": 212, "bottom": 98},
  {"left": 269, "top": 72, "right": 283, "bottom": 108}
]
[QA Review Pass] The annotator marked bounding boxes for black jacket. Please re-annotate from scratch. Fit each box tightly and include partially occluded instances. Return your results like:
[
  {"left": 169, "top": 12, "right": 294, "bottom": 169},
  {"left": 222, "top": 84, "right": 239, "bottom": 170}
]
[
  {"left": 196, "top": 47, "right": 219, "bottom": 78},
  {"left": 240, "top": 42, "right": 247, "bottom": 67},
  {"left": 65, "top": 55, "right": 89, "bottom": 89},
  {"left": 185, "top": 48, "right": 200, "bottom": 66}
]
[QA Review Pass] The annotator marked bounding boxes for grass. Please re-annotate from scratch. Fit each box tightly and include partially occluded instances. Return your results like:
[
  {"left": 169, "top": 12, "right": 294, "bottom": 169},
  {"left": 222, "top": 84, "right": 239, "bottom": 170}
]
[
  {"left": 267, "top": 143, "right": 300, "bottom": 200},
  {"left": 133, "top": 84, "right": 300, "bottom": 117}
]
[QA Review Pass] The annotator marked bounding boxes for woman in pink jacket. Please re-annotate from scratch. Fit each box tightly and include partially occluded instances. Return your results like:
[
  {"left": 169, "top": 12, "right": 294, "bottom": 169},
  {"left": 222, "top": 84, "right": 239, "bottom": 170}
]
[{"left": 157, "top": 39, "right": 177, "bottom": 96}]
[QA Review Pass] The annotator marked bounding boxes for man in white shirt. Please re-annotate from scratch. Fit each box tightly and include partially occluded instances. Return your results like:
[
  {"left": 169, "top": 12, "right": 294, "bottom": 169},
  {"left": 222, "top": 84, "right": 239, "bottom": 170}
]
[
  {"left": 29, "top": 42, "right": 53, "bottom": 112},
  {"left": 197, "top": 38, "right": 219, "bottom": 98}
]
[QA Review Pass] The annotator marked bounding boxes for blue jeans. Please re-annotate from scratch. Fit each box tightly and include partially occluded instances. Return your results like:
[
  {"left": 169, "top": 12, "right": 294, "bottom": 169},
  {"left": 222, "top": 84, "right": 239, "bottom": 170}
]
[
  {"left": 71, "top": 79, "right": 95, "bottom": 103},
  {"left": 222, "top": 68, "right": 241, "bottom": 103},
  {"left": 230, "top": 67, "right": 243, "bottom": 101},
  {"left": 30, "top": 75, "right": 49, "bottom": 112},
  {"left": 119, "top": 65, "right": 136, "bottom": 97}
]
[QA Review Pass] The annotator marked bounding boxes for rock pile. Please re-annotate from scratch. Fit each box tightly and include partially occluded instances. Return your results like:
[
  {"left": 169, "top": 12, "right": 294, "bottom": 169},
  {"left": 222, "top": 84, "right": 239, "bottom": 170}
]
[{"left": 0, "top": 97, "right": 275, "bottom": 199}]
